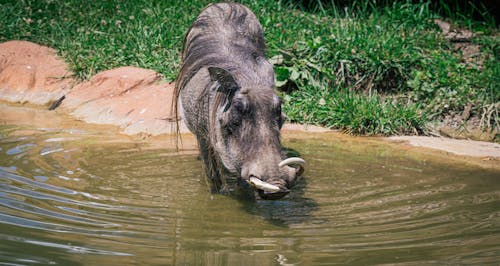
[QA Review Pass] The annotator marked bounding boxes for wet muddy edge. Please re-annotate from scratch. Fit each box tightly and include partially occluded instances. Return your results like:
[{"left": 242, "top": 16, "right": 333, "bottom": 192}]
[{"left": 0, "top": 41, "right": 498, "bottom": 167}]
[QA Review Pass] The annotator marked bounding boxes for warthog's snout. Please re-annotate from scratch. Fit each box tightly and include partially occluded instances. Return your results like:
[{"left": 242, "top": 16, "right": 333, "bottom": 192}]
[{"left": 244, "top": 157, "right": 306, "bottom": 200}]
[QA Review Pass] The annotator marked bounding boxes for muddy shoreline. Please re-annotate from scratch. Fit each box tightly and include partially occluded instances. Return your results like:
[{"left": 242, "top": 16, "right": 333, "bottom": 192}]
[
  {"left": 0, "top": 40, "right": 498, "bottom": 165},
  {"left": 1, "top": 101, "right": 498, "bottom": 171}
]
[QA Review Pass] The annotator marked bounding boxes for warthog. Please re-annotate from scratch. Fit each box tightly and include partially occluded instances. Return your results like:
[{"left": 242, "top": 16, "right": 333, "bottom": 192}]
[{"left": 174, "top": 3, "right": 306, "bottom": 200}]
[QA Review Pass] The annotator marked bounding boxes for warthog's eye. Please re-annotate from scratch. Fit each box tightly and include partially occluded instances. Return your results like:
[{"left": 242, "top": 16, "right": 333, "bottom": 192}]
[
  {"left": 233, "top": 98, "right": 248, "bottom": 113},
  {"left": 223, "top": 111, "right": 241, "bottom": 135},
  {"left": 221, "top": 98, "right": 247, "bottom": 135}
]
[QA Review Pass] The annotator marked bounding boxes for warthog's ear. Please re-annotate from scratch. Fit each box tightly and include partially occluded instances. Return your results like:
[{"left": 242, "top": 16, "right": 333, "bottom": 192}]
[
  {"left": 208, "top": 67, "right": 239, "bottom": 94},
  {"left": 208, "top": 67, "right": 239, "bottom": 112}
]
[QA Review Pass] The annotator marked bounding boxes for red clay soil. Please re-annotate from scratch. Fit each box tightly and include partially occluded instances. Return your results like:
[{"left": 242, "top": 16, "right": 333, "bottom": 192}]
[
  {"left": 61, "top": 66, "right": 180, "bottom": 135},
  {"left": 0, "top": 40, "right": 185, "bottom": 135},
  {"left": 0, "top": 40, "right": 75, "bottom": 105}
]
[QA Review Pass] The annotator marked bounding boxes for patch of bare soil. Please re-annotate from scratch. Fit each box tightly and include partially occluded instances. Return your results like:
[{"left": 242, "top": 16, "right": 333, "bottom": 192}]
[
  {"left": 431, "top": 19, "right": 499, "bottom": 142},
  {"left": 282, "top": 123, "right": 333, "bottom": 133},
  {"left": 389, "top": 135, "right": 500, "bottom": 158},
  {"left": 431, "top": 112, "right": 498, "bottom": 142}
]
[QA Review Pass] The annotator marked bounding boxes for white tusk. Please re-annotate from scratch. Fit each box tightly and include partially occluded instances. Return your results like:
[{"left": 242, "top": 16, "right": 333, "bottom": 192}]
[
  {"left": 248, "top": 177, "right": 280, "bottom": 193},
  {"left": 278, "top": 157, "right": 306, "bottom": 168}
]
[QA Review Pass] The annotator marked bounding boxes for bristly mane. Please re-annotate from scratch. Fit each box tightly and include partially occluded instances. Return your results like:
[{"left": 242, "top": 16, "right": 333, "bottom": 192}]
[{"left": 173, "top": 3, "right": 270, "bottom": 134}]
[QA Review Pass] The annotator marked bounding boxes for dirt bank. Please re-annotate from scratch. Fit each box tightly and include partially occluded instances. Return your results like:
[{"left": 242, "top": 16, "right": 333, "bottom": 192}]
[
  {"left": 389, "top": 135, "right": 500, "bottom": 158},
  {"left": 0, "top": 40, "right": 185, "bottom": 136},
  {"left": 1, "top": 100, "right": 499, "bottom": 170},
  {"left": 1, "top": 40, "right": 499, "bottom": 161}
]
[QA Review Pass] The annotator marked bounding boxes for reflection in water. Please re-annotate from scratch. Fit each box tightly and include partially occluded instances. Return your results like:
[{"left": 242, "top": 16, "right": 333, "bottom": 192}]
[
  {"left": 0, "top": 112, "right": 500, "bottom": 265},
  {"left": 237, "top": 179, "right": 319, "bottom": 227}
]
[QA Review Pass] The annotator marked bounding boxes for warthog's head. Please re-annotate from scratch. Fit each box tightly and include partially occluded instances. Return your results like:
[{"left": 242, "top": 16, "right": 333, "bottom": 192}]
[{"left": 208, "top": 67, "right": 305, "bottom": 200}]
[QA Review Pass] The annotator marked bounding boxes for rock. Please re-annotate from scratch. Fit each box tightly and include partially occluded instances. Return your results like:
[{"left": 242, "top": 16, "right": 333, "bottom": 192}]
[
  {"left": 434, "top": 19, "right": 474, "bottom": 42},
  {"left": 0, "top": 40, "right": 189, "bottom": 136},
  {"left": 61, "top": 66, "right": 187, "bottom": 135},
  {"left": 0, "top": 40, "right": 75, "bottom": 105},
  {"left": 434, "top": 18, "right": 451, "bottom": 35}
]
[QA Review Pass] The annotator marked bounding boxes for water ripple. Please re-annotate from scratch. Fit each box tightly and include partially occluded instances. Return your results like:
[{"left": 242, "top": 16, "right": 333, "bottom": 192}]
[{"left": 0, "top": 122, "right": 499, "bottom": 265}]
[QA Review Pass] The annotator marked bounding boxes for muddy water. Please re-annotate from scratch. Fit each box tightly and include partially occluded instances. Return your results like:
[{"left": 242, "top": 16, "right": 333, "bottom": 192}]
[{"left": 1, "top": 103, "right": 499, "bottom": 265}]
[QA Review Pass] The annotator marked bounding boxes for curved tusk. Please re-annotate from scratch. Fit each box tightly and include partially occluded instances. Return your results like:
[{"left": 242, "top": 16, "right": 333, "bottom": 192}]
[
  {"left": 248, "top": 177, "right": 280, "bottom": 193},
  {"left": 279, "top": 157, "right": 306, "bottom": 176},
  {"left": 279, "top": 157, "right": 306, "bottom": 168}
]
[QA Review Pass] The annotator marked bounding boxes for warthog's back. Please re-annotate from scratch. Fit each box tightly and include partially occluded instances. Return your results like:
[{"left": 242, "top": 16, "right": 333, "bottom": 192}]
[
  {"left": 176, "top": 3, "right": 275, "bottom": 134},
  {"left": 177, "top": 3, "right": 274, "bottom": 95}
]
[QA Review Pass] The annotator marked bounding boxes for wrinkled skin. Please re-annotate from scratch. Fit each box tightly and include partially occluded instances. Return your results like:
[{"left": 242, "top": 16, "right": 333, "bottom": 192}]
[
  {"left": 209, "top": 68, "right": 300, "bottom": 199},
  {"left": 175, "top": 3, "right": 304, "bottom": 199}
]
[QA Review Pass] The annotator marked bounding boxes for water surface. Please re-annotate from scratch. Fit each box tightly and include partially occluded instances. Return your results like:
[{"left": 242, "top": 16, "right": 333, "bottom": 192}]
[{"left": 0, "top": 103, "right": 499, "bottom": 265}]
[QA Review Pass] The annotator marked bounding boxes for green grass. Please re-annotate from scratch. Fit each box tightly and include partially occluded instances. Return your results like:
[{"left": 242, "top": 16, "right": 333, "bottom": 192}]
[
  {"left": 282, "top": 88, "right": 426, "bottom": 135},
  {"left": 0, "top": 0, "right": 498, "bottom": 136},
  {"left": 253, "top": 0, "right": 499, "bottom": 135},
  {"left": 0, "top": 0, "right": 211, "bottom": 80}
]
